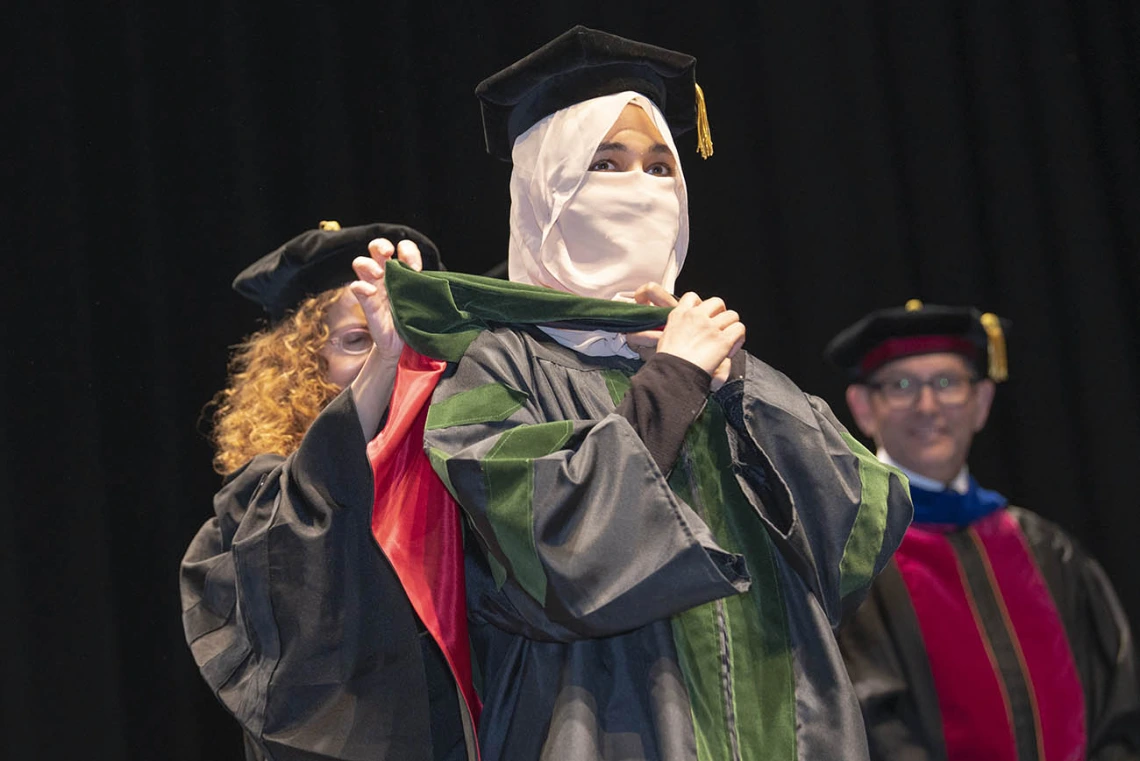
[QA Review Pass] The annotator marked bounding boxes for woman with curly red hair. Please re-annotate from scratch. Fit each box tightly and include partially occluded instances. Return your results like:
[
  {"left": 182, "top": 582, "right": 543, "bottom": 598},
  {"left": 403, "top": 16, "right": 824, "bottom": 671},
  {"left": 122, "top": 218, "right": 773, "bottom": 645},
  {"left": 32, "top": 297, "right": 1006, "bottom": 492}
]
[
  {"left": 208, "top": 287, "right": 352, "bottom": 475},
  {"left": 180, "top": 221, "right": 474, "bottom": 761}
]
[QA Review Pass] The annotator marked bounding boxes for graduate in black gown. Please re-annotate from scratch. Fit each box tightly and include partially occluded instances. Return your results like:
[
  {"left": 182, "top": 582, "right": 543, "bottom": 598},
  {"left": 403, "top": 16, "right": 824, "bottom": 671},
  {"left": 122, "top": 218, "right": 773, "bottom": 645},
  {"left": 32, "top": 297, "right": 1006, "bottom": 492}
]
[
  {"left": 179, "top": 221, "right": 477, "bottom": 761},
  {"left": 378, "top": 25, "right": 913, "bottom": 761},
  {"left": 825, "top": 300, "right": 1140, "bottom": 761}
]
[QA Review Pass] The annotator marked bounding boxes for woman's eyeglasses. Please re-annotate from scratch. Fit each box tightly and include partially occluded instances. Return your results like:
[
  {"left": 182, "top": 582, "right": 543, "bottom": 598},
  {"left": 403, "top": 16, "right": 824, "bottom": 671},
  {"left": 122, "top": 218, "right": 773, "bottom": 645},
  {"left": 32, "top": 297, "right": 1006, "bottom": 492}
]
[{"left": 326, "top": 328, "right": 374, "bottom": 355}]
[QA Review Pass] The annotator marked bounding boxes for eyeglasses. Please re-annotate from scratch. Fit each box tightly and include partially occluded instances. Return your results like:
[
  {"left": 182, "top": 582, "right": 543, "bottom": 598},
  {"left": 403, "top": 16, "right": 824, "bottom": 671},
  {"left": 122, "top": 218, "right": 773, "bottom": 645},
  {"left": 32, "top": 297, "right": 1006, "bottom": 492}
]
[
  {"left": 865, "top": 374, "right": 978, "bottom": 410},
  {"left": 326, "top": 328, "right": 374, "bottom": 355}
]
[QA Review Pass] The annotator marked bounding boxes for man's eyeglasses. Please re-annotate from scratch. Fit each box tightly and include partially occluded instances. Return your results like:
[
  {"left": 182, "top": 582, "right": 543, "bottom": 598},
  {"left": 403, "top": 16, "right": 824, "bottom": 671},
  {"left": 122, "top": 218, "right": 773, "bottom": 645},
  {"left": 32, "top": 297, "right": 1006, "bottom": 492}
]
[
  {"left": 326, "top": 328, "right": 374, "bottom": 355},
  {"left": 865, "top": 374, "right": 978, "bottom": 409}
]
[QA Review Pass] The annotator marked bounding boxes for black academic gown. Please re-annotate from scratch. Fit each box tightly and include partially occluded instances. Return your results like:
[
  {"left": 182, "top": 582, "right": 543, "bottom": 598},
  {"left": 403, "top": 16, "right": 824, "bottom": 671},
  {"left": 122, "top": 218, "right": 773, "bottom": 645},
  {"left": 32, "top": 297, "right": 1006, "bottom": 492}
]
[{"left": 180, "top": 390, "right": 475, "bottom": 761}]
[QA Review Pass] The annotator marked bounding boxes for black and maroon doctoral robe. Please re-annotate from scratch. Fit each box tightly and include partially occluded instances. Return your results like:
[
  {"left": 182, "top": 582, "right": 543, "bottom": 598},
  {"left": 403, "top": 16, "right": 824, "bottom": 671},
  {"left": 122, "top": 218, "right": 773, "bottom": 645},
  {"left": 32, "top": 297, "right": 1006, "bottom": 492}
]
[{"left": 839, "top": 480, "right": 1140, "bottom": 761}]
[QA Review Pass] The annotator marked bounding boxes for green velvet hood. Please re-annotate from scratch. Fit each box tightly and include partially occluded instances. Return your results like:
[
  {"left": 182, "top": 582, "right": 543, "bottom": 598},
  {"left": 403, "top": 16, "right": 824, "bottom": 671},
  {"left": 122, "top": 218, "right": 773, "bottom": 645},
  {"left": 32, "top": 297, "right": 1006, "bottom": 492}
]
[{"left": 384, "top": 260, "right": 671, "bottom": 362}]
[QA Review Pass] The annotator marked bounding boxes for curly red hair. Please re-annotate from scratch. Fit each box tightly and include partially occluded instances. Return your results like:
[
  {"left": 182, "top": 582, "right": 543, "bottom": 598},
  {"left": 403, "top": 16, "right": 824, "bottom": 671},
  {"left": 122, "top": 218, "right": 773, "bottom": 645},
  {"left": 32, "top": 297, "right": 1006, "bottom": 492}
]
[{"left": 209, "top": 289, "right": 346, "bottom": 475}]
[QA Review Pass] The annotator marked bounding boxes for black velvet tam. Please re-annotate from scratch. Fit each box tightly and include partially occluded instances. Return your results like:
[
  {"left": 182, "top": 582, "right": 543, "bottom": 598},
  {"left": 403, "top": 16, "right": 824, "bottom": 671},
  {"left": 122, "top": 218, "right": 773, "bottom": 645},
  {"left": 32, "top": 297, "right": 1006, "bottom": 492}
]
[
  {"left": 824, "top": 301, "right": 1012, "bottom": 382},
  {"left": 232, "top": 221, "right": 442, "bottom": 321},
  {"left": 476, "top": 25, "right": 699, "bottom": 162}
]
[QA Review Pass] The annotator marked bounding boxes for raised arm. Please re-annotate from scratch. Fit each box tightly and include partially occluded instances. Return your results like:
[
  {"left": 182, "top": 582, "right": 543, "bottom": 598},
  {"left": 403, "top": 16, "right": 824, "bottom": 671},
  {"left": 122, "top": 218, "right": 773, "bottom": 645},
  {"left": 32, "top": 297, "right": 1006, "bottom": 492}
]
[
  {"left": 348, "top": 237, "right": 423, "bottom": 438},
  {"left": 180, "top": 389, "right": 449, "bottom": 759}
]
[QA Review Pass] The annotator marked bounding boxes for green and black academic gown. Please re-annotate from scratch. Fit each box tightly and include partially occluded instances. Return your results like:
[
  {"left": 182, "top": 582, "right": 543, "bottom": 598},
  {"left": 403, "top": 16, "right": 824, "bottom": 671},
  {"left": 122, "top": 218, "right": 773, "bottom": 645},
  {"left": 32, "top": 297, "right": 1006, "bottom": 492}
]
[
  {"left": 838, "top": 480, "right": 1140, "bottom": 761},
  {"left": 180, "top": 390, "right": 476, "bottom": 761},
  {"left": 385, "top": 262, "right": 914, "bottom": 761}
]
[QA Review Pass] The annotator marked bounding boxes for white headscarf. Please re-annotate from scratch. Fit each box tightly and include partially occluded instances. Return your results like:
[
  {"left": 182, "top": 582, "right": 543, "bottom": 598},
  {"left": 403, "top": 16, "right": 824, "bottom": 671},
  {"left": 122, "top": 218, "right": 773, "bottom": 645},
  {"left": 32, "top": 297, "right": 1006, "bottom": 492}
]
[{"left": 508, "top": 91, "right": 690, "bottom": 357}]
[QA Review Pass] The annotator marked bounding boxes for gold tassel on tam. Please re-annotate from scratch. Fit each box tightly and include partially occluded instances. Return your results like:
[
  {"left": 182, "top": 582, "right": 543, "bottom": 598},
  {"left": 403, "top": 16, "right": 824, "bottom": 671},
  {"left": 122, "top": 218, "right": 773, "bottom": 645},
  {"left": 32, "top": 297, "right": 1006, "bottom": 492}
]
[
  {"left": 319, "top": 220, "right": 342, "bottom": 231},
  {"left": 905, "top": 299, "right": 924, "bottom": 311},
  {"left": 980, "top": 313, "right": 1008, "bottom": 382},
  {"left": 694, "top": 83, "right": 713, "bottom": 159}
]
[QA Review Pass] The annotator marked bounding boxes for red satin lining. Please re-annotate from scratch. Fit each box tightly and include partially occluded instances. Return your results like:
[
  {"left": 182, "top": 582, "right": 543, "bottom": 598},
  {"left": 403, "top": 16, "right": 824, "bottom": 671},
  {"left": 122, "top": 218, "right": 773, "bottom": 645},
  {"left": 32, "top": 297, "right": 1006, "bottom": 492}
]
[
  {"left": 859, "top": 336, "right": 978, "bottom": 377},
  {"left": 972, "top": 511, "right": 1086, "bottom": 760},
  {"left": 366, "top": 347, "right": 482, "bottom": 739},
  {"left": 895, "top": 527, "right": 1018, "bottom": 761}
]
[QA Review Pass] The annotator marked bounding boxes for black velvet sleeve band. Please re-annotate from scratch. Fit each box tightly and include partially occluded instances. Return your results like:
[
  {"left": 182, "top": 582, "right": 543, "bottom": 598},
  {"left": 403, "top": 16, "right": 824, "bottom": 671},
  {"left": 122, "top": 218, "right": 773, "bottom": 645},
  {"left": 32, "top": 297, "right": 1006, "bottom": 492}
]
[{"left": 616, "top": 352, "right": 711, "bottom": 474}]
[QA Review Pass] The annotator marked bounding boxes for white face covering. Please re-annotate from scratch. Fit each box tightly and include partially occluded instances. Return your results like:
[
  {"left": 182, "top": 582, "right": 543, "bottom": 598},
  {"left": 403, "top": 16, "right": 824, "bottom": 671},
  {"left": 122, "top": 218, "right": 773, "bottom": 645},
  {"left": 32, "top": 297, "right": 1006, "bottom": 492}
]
[
  {"left": 555, "top": 171, "right": 681, "bottom": 300},
  {"left": 508, "top": 91, "right": 689, "bottom": 357}
]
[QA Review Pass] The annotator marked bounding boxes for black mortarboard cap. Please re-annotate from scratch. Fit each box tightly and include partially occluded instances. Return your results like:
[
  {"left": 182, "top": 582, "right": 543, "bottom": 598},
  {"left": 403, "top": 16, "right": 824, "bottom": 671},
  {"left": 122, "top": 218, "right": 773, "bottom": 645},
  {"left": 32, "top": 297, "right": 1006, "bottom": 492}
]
[
  {"left": 475, "top": 25, "right": 712, "bottom": 162},
  {"left": 823, "top": 300, "right": 1011, "bottom": 383},
  {"left": 233, "top": 220, "right": 443, "bottom": 321}
]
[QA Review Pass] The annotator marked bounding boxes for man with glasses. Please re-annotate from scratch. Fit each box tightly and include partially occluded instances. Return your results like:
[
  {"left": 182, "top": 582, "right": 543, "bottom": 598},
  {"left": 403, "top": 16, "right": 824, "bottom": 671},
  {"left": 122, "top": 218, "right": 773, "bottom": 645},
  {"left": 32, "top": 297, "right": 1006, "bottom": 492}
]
[{"left": 824, "top": 300, "right": 1140, "bottom": 760}]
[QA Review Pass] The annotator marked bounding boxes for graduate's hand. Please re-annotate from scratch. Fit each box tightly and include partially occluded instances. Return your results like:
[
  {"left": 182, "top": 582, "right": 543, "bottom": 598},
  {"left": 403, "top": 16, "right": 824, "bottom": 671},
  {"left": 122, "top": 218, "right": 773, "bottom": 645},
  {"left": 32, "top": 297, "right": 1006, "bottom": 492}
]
[
  {"left": 349, "top": 238, "right": 422, "bottom": 361},
  {"left": 655, "top": 292, "right": 745, "bottom": 390},
  {"left": 625, "top": 282, "right": 676, "bottom": 360}
]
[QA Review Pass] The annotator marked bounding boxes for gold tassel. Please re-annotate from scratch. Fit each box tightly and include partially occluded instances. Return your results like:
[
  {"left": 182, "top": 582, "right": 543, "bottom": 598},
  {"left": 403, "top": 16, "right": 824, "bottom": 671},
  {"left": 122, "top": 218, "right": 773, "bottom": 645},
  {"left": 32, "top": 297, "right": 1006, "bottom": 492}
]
[
  {"left": 905, "top": 299, "right": 924, "bottom": 311},
  {"left": 980, "top": 313, "right": 1008, "bottom": 382},
  {"left": 319, "top": 220, "right": 341, "bottom": 231},
  {"left": 694, "top": 83, "right": 713, "bottom": 159}
]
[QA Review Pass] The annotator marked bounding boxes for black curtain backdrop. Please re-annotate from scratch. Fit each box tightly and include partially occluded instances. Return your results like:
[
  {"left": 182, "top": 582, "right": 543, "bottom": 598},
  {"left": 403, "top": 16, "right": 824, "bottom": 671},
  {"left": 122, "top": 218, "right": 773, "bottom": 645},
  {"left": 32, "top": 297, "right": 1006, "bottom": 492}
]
[{"left": 6, "top": 1, "right": 1138, "bottom": 758}]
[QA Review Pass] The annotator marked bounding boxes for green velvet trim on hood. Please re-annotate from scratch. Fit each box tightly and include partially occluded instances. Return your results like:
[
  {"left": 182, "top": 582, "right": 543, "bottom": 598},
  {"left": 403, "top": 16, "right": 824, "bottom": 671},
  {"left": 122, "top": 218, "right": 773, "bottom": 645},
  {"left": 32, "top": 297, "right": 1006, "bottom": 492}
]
[{"left": 385, "top": 261, "right": 672, "bottom": 362}]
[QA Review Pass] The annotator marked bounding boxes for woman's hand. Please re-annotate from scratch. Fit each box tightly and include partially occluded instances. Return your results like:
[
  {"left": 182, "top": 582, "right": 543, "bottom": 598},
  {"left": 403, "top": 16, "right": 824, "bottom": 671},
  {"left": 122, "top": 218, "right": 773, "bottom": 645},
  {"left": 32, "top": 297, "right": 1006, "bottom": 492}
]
[
  {"left": 347, "top": 238, "right": 422, "bottom": 438},
  {"left": 348, "top": 238, "right": 423, "bottom": 360},
  {"left": 655, "top": 291, "right": 745, "bottom": 391}
]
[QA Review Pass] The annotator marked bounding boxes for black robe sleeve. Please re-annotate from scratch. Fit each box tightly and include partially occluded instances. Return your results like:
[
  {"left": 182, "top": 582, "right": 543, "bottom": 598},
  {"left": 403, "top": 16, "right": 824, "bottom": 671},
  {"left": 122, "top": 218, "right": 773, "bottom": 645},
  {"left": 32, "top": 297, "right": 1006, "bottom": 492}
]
[
  {"left": 1016, "top": 508, "right": 1140, "bottom": 760},
  {"left": 179, "top": 390, "right": 469, "bottom": 761},
  {"left": 713, "top": 353, "right": 911, "bottom": 625}
]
